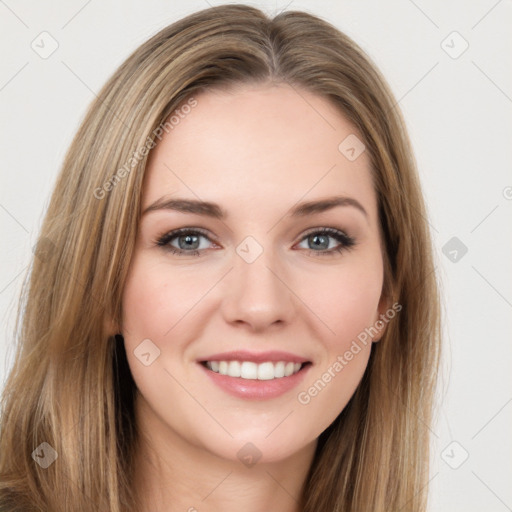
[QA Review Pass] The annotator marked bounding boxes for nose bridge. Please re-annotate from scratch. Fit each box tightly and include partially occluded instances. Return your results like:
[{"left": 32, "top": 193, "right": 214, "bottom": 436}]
[{"left": 222, "top": 236, "right": 293, "bottom": 329}]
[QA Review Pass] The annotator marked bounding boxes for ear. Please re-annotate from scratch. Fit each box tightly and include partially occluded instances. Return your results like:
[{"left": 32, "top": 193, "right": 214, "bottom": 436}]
[{"left": 372, "top": 292, "right": 393, "bottom": 343}]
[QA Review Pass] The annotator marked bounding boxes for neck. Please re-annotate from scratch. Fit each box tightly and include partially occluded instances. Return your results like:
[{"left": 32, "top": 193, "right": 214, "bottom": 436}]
[{"left": 132, "top": 394, "right": 317, "bottom": 512}]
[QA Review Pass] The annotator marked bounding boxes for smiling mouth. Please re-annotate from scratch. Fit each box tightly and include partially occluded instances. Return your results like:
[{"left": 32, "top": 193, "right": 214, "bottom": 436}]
[{"left": 200, "top": 360, "right": 312, "bottom": 380}]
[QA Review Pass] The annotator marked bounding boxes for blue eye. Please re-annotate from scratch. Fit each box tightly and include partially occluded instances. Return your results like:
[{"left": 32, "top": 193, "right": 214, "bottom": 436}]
[
  {"left": 156, "top": 228, "right": 213, "bottom": 256},
  {"left": 297, "top": 227, "right": 356, "bottom": 256},
  {"left": 155, "top": 227, "right": 356, "bottom": 257}
]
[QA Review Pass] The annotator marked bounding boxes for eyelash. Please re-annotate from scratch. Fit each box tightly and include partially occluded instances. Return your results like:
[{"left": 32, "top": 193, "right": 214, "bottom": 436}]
[{"left": 154, "top": 227, "right": 356, "bottom": 258}]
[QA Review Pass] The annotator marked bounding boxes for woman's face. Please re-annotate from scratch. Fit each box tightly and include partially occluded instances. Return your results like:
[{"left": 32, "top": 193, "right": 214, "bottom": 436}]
[{"left": 121, "top": 83, "right": 388, "bottom": 464}]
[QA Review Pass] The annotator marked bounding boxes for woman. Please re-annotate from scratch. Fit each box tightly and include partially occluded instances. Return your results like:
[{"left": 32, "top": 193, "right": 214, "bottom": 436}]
[{"left": 0, "top": 4, "right": 441, "bottom": 511}]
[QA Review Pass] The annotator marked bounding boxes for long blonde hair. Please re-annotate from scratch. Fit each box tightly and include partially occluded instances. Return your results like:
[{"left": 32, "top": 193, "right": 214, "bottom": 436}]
[{"left": 0, "top": 4, "right": 441, "bottom": 511}]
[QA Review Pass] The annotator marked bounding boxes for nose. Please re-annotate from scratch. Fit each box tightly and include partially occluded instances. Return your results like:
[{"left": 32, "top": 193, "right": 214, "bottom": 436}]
[{"left": 221, "top": 244, "right": 295, "bottom": 332}]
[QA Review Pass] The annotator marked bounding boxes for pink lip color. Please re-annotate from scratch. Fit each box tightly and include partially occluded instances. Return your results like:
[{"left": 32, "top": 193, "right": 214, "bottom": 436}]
[
  {"left": 198, "top": 361, "right": 311, "bottom": 400},
  {"left": 198, "top": 350, "right": 309, "bottom": 364}
]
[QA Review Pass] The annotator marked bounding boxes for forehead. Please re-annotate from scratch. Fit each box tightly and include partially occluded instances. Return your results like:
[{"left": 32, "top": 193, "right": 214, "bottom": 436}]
[{"left": 143, "top": 83, "right": 377, "bottom": 222}]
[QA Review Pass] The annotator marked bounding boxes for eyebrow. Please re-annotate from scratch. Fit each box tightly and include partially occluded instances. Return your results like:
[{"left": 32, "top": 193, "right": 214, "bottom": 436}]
[{"left": 142, "top": 195, "right": 368, "bottom": 220}]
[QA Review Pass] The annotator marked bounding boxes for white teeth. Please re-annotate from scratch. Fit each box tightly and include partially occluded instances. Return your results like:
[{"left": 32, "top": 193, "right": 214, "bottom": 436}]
[
  {"left": 228, "top": 360, "right": 241, "bottom": 377},
  {"left": 205, "top": 360, "right": 304, "bottom": 380},
  {"left": 274, "top": 361, "right": 285, "bottom": 378},
  {"left": 240, "top": 361, "right": 258, "bottom": 379},
  {"left": 285, "top": 362, "right": 294, "bottom": 377},
  {"left": 219, "top": 361, "right": 228, "bottom": 375},
  {"left": 257, "top": 362, "right": 274, "bottom": 380}
]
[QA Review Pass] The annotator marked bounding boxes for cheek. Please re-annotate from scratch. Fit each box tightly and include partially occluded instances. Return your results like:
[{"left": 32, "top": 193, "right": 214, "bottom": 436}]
[
  {"left": 120, "top": 258, "right": 205, "bottom": 408},
  {"left": 296, "top": 267, "right": 379, "bottom": 428},
  {"left": 121, "top": 257, "right": 208, "bottom": 340},
  {"left": 293, "top": 257, "right": 382, "bottom": 427},
  {"left": 301, "top": 258, "right": 384, "bottom": 347}
]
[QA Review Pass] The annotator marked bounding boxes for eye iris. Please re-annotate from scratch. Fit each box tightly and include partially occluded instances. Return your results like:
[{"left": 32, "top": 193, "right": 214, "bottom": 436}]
[
  {"left": 179, "top": 234, "right": 200, "bottom": 250},
  {"left": 309, "top": 234, "right": 329, "bottom": 250}
]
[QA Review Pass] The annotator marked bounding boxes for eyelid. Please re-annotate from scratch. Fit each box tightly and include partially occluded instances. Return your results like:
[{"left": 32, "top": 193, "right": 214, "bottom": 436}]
[
  {"left": 155, "top": 225, "right": 356, "bottom": 256},
  {"left": 300, "top": 226, "right": 349, "bottom": 238},
  {"left": 294, "top": 226, "right": 356, "bottom": 253},
  {"left": 155, "top": 227, "right": 217, "bottom": 247}
]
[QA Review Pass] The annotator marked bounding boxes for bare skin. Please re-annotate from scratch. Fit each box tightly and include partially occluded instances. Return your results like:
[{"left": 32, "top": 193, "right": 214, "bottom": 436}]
[{"left": 121, "top": 83, "right": 389, "bottom": 512}]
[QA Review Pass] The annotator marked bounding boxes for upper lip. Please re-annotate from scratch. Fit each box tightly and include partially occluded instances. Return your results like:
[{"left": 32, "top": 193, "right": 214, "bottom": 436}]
[{"left": 198, "top": 350, "right": 310, "bottom": 364}]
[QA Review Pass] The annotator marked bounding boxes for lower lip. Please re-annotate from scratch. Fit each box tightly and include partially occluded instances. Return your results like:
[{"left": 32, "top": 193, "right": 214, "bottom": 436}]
[{"left": 198, "top": 362, "right": 311, "bottom": 400}]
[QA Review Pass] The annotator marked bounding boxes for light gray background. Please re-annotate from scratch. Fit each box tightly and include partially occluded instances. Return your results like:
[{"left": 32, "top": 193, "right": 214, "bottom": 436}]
[{"left": 1, "top": 1, "right": 511, "bottom": 510}]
